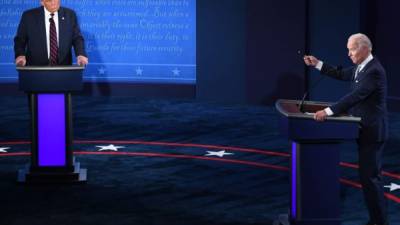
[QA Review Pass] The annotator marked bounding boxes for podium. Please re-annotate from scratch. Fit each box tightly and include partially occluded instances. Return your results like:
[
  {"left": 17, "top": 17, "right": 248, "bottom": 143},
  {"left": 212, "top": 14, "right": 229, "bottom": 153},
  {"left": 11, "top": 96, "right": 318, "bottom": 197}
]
[
  {"left": 275, "top": 99, "right": 360, "bottom": 225},
  {"left": 17, "top": 66, "right": 87, "bottom": 183}
]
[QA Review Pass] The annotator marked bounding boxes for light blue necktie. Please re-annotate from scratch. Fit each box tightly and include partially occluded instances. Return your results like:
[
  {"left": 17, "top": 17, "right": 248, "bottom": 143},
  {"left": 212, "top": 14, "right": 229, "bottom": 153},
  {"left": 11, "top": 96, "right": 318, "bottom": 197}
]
[{"left": 354, "top": 65, "right": 361, "bottom": 80}]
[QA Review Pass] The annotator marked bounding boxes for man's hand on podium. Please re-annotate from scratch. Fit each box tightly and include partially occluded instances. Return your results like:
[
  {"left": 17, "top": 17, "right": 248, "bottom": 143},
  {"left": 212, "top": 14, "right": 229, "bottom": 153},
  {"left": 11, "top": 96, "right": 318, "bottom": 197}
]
[
  {"left": 15, "top": 56, "right": 26, "bottom": 67},
  {"left": 77, "top": 55, "right": 89, "bottom": 66},
  {"left": 314, "top": 109, "right": 328, "bottom": 122}
]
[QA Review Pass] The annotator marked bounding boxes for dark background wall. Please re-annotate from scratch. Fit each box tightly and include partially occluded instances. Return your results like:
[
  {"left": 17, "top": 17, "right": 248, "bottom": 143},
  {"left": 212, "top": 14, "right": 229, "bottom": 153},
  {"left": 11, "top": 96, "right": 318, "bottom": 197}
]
[
  {"left": 245, "top": 0, "right": 306, "bottom": 105},
  {"left": 364, "top": 0, "right": 400, "bottom": 111},
  {"left": 196, "top": 0, "right": 247, "bottom": 104},
  {"left": 197, "top": 0, "right": 306, "bottom": 104},
  {"left": 197, "top": 0, "right": 400, "bottom": 110}
]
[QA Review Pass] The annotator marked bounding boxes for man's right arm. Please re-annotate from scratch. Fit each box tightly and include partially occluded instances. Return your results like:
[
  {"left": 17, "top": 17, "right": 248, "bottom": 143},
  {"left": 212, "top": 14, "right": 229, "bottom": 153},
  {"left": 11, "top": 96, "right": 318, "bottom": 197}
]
[
  {"left": 320, "top": 63, "right": 353, "bottom": 81},
  {"left": 303, "top": 55, "right": 337, "bottom": 119},
  {"left": 304, "top": 55, "right": 353, "bottom": 81},
  {"left": 14, "top": 12, "right": 28, "bottom": 66}
]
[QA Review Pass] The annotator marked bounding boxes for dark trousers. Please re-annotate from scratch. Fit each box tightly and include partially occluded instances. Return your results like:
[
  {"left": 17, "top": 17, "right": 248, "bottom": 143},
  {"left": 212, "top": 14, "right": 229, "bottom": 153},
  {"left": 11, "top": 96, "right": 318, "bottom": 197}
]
[{"left": 358, "top": 141, "right": 387, "bottom": 224}]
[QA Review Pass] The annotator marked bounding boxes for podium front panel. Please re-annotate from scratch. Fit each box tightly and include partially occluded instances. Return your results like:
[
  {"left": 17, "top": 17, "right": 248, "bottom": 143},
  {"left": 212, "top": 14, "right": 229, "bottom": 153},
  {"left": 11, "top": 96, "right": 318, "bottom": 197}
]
[
  {"left": 37, "top": 94, "right": 66, "bottom": 166},
  {"left": 17, "top": 66, "right": 83, "bottom": 92}
]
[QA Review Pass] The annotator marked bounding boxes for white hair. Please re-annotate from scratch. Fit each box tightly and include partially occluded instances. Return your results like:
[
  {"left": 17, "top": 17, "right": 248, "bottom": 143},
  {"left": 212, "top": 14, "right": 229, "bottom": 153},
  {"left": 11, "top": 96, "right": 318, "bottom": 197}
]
[{"left": 349, "top": 33, "right": 372, "bottom": 51}]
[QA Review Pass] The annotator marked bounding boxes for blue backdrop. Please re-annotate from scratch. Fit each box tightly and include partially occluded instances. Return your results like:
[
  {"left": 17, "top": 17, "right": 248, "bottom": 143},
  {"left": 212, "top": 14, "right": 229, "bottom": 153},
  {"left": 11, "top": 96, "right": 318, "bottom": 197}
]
[{"left": 0, "top": 0, "right": 196, "bottom": 84}]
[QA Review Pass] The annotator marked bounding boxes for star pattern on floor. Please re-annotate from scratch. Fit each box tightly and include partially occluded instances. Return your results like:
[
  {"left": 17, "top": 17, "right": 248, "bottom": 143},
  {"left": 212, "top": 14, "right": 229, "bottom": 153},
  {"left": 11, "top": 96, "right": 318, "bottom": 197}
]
[
  {"left": 384, "top": 183, "right": 400, "bottom": 192},
  {"left": 204, "top": 150, "right": 234, "bottom": 158},
  {"left": 0, "top": 147, "right": 10, "bottom": 153},
  {"left": 96, "top": 144, "right": 125, "bottom": 152}
]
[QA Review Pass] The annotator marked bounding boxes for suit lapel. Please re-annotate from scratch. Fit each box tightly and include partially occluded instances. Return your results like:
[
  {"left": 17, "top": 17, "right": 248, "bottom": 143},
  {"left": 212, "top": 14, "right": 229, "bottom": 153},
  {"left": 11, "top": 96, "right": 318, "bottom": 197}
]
[
  {"left": 356, "top": 58, "right": 376, "bottom": 82},
  {"left": 58, "top": 7, "right": 67, "bottom": 60}
]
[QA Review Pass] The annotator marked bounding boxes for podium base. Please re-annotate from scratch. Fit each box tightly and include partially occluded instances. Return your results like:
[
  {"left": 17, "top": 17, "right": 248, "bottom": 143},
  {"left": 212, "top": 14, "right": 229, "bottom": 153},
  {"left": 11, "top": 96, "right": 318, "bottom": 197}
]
[
  {"left": 273, "top": 214, "right": 340, "bottom": 225},
  {"left": 17, "top": 162, "right": 87, "bottom": 184},
  {"left": 273, "top": 214, "right": 290, "bottom": 225}
]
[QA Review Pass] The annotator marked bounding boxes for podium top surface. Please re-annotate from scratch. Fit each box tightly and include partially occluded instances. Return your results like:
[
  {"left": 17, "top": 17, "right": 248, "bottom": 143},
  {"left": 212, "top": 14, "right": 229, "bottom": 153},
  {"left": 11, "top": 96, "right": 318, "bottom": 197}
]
[
  {"left": 16, "top": 65, "right": 85, "bottom": 71},
  {"left": 276, "top": 99, "right": 361, "bottom": 122}
]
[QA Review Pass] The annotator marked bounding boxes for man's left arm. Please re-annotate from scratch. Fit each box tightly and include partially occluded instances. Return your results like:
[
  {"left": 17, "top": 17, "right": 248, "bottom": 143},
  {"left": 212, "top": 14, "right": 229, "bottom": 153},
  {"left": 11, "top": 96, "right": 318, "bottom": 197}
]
[
  {"left": 71, "top": 11, "right": 88, "bottom": 65},
  {"left": 315, "top": 72, "right": 377, "bottom": 121},
  {"left": 14, "top": 12, "right": 29, "bottom": 66},
  {"left": 331, "top": 73, "right": 377, "bottom": 114}
]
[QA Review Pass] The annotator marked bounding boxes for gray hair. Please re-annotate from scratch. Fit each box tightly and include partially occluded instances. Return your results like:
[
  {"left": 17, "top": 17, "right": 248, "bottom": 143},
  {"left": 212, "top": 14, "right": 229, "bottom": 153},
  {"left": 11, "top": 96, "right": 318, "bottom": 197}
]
[{"left": 349, "top": 33, "right": 373, "bottom": 51}]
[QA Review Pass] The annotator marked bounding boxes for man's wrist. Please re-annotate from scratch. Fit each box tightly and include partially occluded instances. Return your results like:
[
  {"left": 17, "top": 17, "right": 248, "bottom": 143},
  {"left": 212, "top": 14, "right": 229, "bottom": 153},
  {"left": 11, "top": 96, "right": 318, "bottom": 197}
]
[
  {"left": 316, "top": 61, "right": 323, "bottom": 70},
  {"left": 324, "top": 107, "right": 333, "bottom": 116}
]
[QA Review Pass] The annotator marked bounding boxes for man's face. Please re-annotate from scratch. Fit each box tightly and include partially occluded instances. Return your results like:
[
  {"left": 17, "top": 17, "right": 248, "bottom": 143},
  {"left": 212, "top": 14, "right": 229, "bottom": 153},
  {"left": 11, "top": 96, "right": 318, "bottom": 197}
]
[
  {"left": 41, "top": 0, "right": 60, "bottom": 13},
  {"left": 347, "top": 38, "right": 369, "bottom": 65}
]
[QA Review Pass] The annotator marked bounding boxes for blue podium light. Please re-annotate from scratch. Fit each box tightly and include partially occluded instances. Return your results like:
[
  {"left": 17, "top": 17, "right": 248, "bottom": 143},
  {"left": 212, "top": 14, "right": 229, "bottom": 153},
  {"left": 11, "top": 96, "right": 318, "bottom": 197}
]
[
  {"left": 38, "top": 94, "right": 66, "bottom": 166},
  {"left": 291, "top": 141, "right": 297, "bottom": 219}
]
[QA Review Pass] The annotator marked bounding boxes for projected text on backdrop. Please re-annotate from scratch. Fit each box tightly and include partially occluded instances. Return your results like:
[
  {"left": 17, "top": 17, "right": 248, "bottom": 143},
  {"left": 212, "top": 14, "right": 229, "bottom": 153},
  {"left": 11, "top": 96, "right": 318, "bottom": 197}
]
[{"left": 0, "top": 0, "right": 196, "bottom": 84}]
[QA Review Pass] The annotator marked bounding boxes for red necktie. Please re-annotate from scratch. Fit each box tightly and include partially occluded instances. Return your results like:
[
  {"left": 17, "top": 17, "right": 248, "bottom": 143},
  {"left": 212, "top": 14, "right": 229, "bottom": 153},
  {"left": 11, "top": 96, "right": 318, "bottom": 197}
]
[{"left": 49, "top": 13, "right": 58, "bottom": 65}]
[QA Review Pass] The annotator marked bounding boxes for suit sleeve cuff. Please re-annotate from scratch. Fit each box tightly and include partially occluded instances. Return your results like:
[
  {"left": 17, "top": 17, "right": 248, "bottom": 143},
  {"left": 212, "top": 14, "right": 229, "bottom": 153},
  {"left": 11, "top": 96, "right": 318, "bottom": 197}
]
[
  {"left": 316, "top": 61, "right": 323, "bottom": 70},
  {"left": 324, "top": 107, "right": 334, "bottom": 116}
]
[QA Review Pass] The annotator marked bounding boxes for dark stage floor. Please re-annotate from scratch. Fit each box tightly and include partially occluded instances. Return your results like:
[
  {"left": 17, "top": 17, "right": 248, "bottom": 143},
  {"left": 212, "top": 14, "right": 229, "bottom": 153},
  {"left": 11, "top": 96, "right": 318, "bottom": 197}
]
[{"left": 0, "top": 96, "right": 399, "bottom": 225}]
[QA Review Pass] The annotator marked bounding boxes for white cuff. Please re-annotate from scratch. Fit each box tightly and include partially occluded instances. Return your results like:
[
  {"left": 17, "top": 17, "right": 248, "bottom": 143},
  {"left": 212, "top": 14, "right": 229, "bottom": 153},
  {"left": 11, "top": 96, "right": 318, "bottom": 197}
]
[
  {"left": 316, "top": 61, "right": 323, "bottom": 70},
  {"left": 324, "top": 107, "right": 334, "bottom": 116}
]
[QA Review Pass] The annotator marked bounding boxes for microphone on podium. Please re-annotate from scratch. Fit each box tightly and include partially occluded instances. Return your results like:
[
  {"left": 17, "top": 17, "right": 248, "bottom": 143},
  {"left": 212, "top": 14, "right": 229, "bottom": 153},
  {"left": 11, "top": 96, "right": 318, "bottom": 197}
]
[
  {"left": 298, "top": 73, "right": 327, "bottom": 113},
  {"left": 298, "top": 66, "right": 342, "bottom": 113}
]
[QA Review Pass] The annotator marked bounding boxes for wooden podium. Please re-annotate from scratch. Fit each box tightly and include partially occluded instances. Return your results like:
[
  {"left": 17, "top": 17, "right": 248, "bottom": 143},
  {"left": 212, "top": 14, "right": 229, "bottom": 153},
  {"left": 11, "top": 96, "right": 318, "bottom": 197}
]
[
  {"left": 275, "top": 99, "right": 360, "bottom": 225},
  {"left": 17, "top": 66, "right": 87, "bottom": 183}
]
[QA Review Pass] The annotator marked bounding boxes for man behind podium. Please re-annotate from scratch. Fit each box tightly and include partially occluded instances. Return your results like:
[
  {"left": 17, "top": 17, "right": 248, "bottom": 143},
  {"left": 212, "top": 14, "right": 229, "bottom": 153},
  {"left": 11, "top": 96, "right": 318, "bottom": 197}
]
[
  {"left": 304, "top": 33, "right": 389, "bottom": 225},
  {"left": 14, "top": 0, "right": 88, "bottom": 66}
]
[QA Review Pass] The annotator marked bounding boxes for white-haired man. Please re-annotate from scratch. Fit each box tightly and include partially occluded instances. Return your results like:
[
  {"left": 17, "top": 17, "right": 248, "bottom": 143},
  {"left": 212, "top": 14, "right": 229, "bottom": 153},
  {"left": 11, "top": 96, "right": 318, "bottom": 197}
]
[{"left": 304, "top": 33, "right": 389, "bottom": 225}]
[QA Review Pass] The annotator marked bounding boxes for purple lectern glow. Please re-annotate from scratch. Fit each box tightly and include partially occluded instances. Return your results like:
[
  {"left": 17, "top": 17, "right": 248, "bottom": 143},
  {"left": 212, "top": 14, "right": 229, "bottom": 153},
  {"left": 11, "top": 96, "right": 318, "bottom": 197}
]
[
  {"left": 37, "top": 94, "right": 66, "bottom": 166},
  {"left": 291, "top": 142, "right": 297, "bottom": 219}
]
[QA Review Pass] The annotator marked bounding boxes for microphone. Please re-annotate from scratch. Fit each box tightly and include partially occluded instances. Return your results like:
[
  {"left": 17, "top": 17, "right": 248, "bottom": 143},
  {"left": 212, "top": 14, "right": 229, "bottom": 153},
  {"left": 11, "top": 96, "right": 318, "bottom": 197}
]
[
  {"left": 298, "top": 75, "right": 324, "bottom": 113},
  {"left": 298, "top": 63, "right": 342, "bottom": 113}
]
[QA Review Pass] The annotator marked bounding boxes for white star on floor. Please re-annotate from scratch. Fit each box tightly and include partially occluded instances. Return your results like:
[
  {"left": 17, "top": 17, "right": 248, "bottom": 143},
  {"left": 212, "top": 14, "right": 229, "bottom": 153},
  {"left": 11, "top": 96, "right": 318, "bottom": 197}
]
[
  {"left": 384, "top": 183, "right": 400, "bottom": 192},
  {"left": 98, "top": 67, "right": 106, "bottom": 75},
  {"left": 136, "top": 67, "right": 143, "bottom": 75},
  {"left": 172, "top": 68, "right": 181, "bottom": 76},
  {"left": 0, "top": 147, "right": 10, "bottom": 153},
  {"left": 205, "top": 150, "right": 234, "bottom": 158},
  {"left": 96, "top": 144, "right": 125, "bottom": 152}
]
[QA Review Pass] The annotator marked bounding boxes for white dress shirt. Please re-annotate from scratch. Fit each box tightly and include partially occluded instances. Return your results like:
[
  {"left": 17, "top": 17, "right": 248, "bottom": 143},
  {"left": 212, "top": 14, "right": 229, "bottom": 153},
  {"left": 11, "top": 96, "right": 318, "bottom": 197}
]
[
  {"left": 354, "top": 54, "right": 373, "bottom": 79},
  {"left": 44, "top": 7, "right": 59, "bottom": 59},
  {"left": 315, "top": 54, "right": 373, "bottom": 116}
]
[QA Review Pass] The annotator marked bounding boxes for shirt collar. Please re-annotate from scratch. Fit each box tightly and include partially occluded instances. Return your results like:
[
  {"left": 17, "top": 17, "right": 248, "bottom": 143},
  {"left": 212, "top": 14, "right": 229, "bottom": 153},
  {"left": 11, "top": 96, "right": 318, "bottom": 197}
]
[
  {"left": 43, "top": 7, "right": 58, "bottom": 17},
  {"left": 358, "top": 54, "right": 373, "bottom": 70}
]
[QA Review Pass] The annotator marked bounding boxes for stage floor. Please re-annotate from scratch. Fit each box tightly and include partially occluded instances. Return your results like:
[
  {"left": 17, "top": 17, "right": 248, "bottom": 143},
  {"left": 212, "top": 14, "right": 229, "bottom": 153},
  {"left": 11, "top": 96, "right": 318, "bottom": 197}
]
[{"left": 0, "top": 96, "right": 399, "bottom": 225}]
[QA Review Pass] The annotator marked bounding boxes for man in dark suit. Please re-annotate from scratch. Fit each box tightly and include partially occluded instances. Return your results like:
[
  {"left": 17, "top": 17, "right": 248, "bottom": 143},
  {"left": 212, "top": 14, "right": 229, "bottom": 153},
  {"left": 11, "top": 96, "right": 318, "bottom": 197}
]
[
  {"left": 14, "top": 0, "right": 88, "bottom": 66},
  {"left": 303, "top": 33, "right": 388, "bottom": 225}
]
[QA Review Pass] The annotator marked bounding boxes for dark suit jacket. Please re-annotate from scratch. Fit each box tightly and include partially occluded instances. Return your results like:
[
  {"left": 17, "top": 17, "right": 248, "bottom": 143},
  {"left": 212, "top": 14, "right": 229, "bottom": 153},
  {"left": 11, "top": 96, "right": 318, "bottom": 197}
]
[
  {"left": 321, "top": 58, "right": 388, "bottom": 143},
  {"left": 14, "top": 6, "right": 86, "bottom": 66}
]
